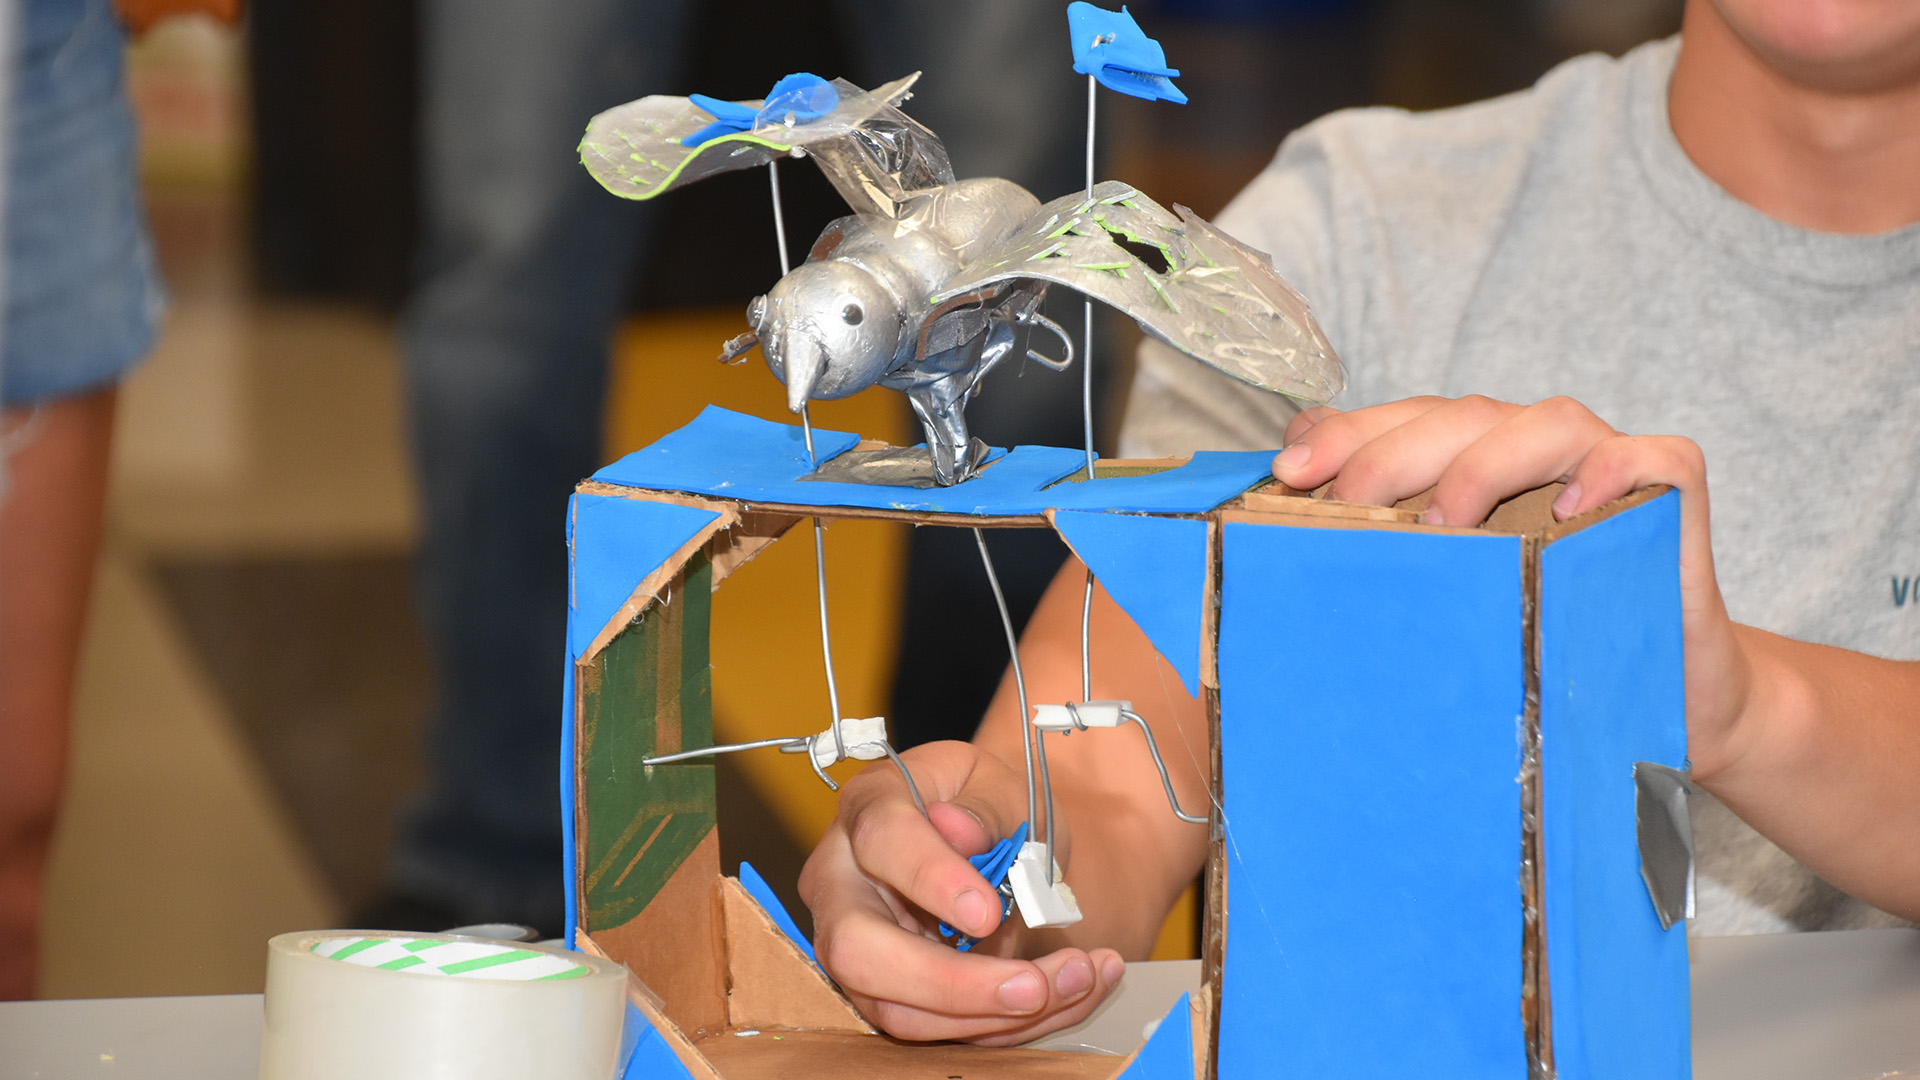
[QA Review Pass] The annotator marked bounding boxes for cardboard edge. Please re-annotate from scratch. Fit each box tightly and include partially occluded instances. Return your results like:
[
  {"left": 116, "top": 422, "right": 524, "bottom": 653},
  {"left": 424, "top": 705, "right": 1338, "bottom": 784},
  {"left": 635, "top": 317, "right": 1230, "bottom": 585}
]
[
  {"left": 708, "top": 510, "right": 804, "bottom": 585},
  {"left": 580, "top": 499, "right": 739, "bottom": 664},
  {"left": 1519, "top": 529, "right": 1553, "bottom": 1074},
  {"left": 1539, "top": 485, "right": 1671, "bottom": 546},
  {"left": 576, "top": 479, "right": 1049, "bottom": 530},
  {"left": 577, "top": 929, "right": 726, "bottom": 1080},
  {"left": 718, "top": 876, "right": 874, "bottom": 1035},
  {"left": 1200, "top": 517, "right": 1225, "bottom": 1080},
  {"left": 1239, "top": 490, "right": 1421, "bottom": 523}
]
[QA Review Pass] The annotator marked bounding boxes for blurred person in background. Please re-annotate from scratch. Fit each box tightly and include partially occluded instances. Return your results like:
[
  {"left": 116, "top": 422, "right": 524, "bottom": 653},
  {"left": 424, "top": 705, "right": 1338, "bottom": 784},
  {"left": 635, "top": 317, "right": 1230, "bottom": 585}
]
[
  {"left": 0, "top": 0, "right": 234, "bottom": 1000},
  {"left": 372, "top": 0, "right": 1087, "bottom": 934},
  {"left": 798, "top": 0, "right": 1920, "bottom": 1042}
]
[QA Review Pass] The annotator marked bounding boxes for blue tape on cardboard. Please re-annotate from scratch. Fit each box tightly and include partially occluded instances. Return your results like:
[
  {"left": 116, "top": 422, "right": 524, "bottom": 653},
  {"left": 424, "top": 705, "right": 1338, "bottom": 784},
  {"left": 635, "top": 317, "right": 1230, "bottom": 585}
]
[
  {"left": 1538, "top": 490, "right": 1689, "bottom": 1080},
  {"left": 1120, "top": 993, "right": 1194, "bottom": 1079},
  {"left": 593, "top": 405, "right": 862, "bottom": 495},
  {"left": 567, "top": 493, "right": 721, "bottom": 658},
  {"left": 594, "top": 406, "right": 1265, "bottom": 517},
  {"left": 561, "top": 649, "right": 580, "bottom": 951},
  {"left": 1218, "top": 521, "right": 1526, "bottom": 1079},
  {"left": 620, "top": 999, "right": 695, "bottom": 1080},
  {"left": 739, "top": 861, "right": 815, "bottom": 963},
  {"left": 1042, "top": 452, "right": 1275, "bottom": 514},
  {"left": 1053, "top": 512, "right": 1209, "bottom": 695}
]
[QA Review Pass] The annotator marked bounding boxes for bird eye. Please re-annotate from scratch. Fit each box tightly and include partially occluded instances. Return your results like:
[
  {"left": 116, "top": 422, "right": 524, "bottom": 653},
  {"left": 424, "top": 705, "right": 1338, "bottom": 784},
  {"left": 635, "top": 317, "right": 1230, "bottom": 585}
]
[{"left": 841, "top": 304, "right": 863, "bottom": 325}]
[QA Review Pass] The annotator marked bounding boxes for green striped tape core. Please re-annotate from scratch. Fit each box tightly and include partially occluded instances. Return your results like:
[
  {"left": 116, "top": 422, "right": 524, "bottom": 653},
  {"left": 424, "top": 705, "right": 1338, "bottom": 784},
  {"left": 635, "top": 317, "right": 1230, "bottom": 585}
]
[{"left": 309, "top": 936, "right": 591, "bottom": 981}]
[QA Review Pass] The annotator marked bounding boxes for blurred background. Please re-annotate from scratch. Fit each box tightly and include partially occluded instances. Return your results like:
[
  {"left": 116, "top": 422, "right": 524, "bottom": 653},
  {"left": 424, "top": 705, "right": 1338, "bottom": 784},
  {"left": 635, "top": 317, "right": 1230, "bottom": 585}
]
[{"left": 40, "top": 0, "right": 1678, "bottom": 997}]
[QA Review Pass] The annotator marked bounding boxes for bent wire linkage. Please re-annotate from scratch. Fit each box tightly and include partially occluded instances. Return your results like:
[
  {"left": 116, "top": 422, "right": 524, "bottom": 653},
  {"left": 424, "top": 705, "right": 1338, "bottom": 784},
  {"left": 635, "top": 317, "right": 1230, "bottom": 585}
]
[
  {"left": 1047, "top": 702, "right": 1209, "bottom": 825},
  {"left": 974, "top": 527, "right": 1056, "bottom": 884}
]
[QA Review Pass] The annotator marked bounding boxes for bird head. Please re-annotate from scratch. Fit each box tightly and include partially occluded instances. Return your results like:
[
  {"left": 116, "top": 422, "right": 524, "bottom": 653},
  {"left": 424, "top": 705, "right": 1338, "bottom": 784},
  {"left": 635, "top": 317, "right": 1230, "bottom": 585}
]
[{"left": 750, "top": 261, "right": 903, "bottom": 414}]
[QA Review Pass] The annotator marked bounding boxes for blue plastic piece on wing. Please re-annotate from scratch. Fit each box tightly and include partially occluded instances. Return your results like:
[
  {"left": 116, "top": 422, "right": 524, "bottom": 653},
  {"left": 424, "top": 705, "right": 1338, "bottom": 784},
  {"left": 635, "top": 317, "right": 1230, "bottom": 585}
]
[
  {"left": 566, "top": 492, "right": 721, "bottom": 658},
  {"left": 1538, "top": 490, "right": 1689, "bottom": 1080},
  {"left": 938, "top": 821, "right": 1028, "bottom": 949},
  {"left": 1052, "top": 512, "right": 1209, "bottom": 695},
  {"left": 1217, "top": 522, "right": 1526, "bottom": 1078},
  {"left": 621, "top": 999, "right": 696, "bottom": 1080},
  {"left": 681, "top": 73, "right": 839, "bottom": 147},
  {"left": 1120, "top": 993, "right": 1193, "bottom": 1079},
  {"left": 757, "top": 72, "right": 838, "bottom": 126},
  {"left": 1067, "top": 3, "right": 1188, "bottom": 104},
  {"left": 739, "top": 861, "right": 816, "bottom": 963},
  {"left": 681, "top": 93, "right": 758, "bottom": 147}
]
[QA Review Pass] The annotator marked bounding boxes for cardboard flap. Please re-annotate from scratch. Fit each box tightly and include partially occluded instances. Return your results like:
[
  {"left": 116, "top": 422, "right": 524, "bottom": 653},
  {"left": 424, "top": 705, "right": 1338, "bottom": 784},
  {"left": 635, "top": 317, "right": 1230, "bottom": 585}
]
[
  {"left": 1114, "top": 993, "right": 1198, "bottom": 1080},
  {"left": 571, "top": 493, "right": 732, "bottom": 660},
  {"left": 720, "top": 876, "right": 872, "bottom": 1034},
  {"left": 1050, "top": 511, "right": 1210, "bottom": 696},
  {"left": 576, "top": 930, "right": 724, "bottom": 1080}
]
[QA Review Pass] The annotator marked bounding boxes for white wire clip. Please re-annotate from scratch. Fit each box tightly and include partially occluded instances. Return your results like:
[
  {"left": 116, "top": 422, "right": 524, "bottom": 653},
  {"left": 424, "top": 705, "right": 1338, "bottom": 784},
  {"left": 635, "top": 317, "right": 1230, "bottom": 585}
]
[
  {"left": 1031, "top": 700, "right": 1130, "bottom": 733},
  {"left": 1008, "top": 841, "right": 1083, "bottom": 929},
  {"left": 806, "top": 716, "right": 889, "bottom": 769}
]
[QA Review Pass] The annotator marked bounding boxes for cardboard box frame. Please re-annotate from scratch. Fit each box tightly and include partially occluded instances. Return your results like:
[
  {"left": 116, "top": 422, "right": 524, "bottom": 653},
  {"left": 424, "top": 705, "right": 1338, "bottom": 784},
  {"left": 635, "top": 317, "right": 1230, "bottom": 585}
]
[{"left": 562, "top": 408, "right": 1690, "bottom": 1080}]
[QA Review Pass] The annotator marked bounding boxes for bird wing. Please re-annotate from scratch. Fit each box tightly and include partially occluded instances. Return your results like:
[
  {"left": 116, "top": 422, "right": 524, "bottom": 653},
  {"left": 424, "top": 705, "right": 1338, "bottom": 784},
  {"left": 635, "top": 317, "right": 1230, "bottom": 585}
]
[
  {"left": 578, "top": 74, "right": 953, "bottom": 219},
  {"left": 931, "top": 181, "right": 1344, "bottom": 405}
]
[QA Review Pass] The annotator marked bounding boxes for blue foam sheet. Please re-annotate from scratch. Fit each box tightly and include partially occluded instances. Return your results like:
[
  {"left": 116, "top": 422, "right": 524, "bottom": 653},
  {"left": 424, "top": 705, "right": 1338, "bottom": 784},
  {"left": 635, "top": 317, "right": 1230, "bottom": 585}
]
[
  {"left": 620, "top": 999, "right": 695, "bottom": 1080},
  {"left": 591, "top": 406, "right": 1270, "bottom": 516},
  {"left": 739, "top": 861, "right": 814, "bottom": 963},
  {"left": 1042, "top": 451, "right": 1275, "bottom": 513},
  {"left": 1538, "top": 491, "right": 1689, "bottom": 1080},
  {"left": 1120, "top": 993, "right": 1194, "bottom": 1080},
  {"left": 1217, "top": 522, "right": 1527, "bottom": 1079},
  {"left": 1053, "top": 512, "right": 1209, "bottom": 695},
  {"left": 567, "top": 493, "right": 721, "bottom": 658}
]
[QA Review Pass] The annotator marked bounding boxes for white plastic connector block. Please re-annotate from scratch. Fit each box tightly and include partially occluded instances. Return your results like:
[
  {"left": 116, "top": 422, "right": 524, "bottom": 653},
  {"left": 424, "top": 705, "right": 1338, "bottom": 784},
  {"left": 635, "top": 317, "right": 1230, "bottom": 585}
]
[
  {"left": 1030, "top": 700, "right": 1131, "bottom": 733},
  {"left": 1008, "top": 841, "right": 1083, "bottom": 929},
  {"left": 808, "top": 716, "right": 889, "bottom": 769}
]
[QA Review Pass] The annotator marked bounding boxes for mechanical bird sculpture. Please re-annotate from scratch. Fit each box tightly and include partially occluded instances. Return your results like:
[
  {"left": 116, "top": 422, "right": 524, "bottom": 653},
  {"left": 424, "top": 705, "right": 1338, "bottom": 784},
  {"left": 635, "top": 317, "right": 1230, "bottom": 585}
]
[{"left": 580, "top": 73, "right": 1343, "bottom": 485}]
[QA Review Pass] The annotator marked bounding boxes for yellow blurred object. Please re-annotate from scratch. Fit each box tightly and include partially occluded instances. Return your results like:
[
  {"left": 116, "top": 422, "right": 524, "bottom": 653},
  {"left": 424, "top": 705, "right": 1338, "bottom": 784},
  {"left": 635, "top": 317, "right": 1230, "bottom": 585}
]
[
  {"left": 1148, "top": 881, "right": 1199, "bottom": 960},
  {"left": 606, "top": 310, "right": 912, "bottom": 846},
  {"left": 116, "top": 0, "right": 242, "bottom": 35}
]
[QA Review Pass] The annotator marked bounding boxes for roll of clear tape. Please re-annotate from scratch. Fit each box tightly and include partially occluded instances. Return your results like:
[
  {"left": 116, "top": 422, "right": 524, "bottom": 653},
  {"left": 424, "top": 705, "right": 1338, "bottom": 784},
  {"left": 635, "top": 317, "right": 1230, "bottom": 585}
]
[{"left": 260, "top": 930, "right": 628, "bottom": 1080}]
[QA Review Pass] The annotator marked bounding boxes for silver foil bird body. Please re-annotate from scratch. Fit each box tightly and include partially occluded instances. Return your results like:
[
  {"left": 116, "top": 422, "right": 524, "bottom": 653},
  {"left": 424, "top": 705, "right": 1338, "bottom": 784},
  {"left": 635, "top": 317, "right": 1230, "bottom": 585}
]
[{"left": 580, "top": 74, "right": 1344, "bottom": 485}]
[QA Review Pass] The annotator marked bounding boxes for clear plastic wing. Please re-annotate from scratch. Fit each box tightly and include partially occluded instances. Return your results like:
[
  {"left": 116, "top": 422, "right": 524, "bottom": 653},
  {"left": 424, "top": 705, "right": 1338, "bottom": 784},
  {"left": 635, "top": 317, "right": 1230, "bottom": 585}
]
[
  {"left": 931, "top": 181, "right": 1344, "bottom": 405},
  {"left": 577, "top": 74, "right": 953, "bottom": 219}
]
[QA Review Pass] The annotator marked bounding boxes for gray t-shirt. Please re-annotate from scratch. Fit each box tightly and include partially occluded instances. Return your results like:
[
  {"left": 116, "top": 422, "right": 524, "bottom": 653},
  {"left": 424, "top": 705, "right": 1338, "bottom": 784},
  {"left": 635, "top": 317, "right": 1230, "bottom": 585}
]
[{"left": 1120, "top": 37, "right": 1920, "bottom": 934}]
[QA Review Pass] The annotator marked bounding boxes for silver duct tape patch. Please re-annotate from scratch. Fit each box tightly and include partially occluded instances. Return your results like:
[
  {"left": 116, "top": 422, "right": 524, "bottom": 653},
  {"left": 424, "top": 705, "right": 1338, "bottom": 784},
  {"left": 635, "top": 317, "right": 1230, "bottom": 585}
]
[
  {"left": 799, "top": 441, "right": 988, "bottom": 488},
  {"left": 1634, "top": 761, "right": 1696, "bottom": 930}
]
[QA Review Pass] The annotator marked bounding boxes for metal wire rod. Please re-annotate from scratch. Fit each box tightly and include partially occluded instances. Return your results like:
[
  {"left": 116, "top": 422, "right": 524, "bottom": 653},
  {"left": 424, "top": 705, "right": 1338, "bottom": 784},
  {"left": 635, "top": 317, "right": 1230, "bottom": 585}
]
[
  {"left": 772, "top": 159, "right": 849, "bottom": 767},
  {"left": 645, "top": 736, "right": 807, "bottom": 766},
  {"left": 879, "top": 740, "right": 929, "bottom": 818},
  {"left": 975, "top": 527, "right": 1038, "bottom": 839},
  {"left": 1078, "top": 73, "right": 1100, "bottom": 717},
  {"left": 1120, "top": 709, "right": 1208, "bottom": 824}
]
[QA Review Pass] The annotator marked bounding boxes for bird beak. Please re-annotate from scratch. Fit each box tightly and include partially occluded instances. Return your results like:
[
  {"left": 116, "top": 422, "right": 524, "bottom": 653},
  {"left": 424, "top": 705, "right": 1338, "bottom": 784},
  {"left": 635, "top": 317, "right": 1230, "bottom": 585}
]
[{"left": 784, "top": 335, "right": 825, "bottom": 414}]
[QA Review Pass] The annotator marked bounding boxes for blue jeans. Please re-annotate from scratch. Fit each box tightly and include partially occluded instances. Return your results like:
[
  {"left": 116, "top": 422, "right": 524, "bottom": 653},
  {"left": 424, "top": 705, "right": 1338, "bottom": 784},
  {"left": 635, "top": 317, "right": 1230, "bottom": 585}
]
[
  {"left": 396, "top": 0, "right": 1085, "bottom": 926},
  {"left": 3, "top": 0, "right": 162, "bottom": 408}
]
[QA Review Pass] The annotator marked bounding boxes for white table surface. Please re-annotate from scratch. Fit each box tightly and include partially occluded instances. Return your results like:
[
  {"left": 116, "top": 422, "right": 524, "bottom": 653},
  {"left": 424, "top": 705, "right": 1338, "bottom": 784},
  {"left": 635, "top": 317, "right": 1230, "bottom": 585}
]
[{"left": 5, "top": 930, "right": 1918, "bottom": 1079}]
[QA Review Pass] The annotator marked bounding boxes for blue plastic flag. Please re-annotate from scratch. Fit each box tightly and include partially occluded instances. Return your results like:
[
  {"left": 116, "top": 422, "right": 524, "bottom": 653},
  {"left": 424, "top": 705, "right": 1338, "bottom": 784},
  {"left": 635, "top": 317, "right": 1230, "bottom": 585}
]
[
  {"left": 939, "top": 821, "right": 1029, "bottom": 951},
  {"left": 682, "top": 72, "right": 841, "bottom": 147},
  {"left": 1067, "top": 3, "right": 1187, "bottom": 105}
]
